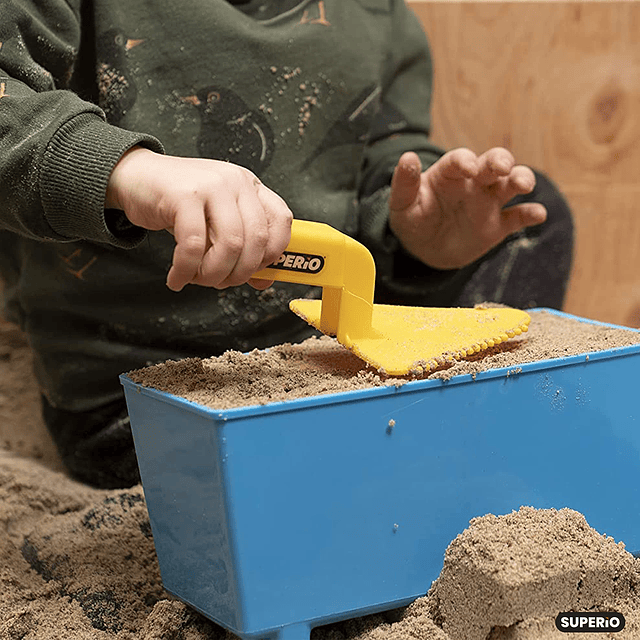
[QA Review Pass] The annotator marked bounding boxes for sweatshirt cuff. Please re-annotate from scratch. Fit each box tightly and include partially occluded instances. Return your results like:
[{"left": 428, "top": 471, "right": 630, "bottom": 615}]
[
  {"left": 40, "top": 112, "right": 165, "bottom": 248},
  {"left": 358, "top": 185, "right": 397, "bottom": 257},
  {"left": 358, "top": 183, "right": 466, "bottom": 303}
]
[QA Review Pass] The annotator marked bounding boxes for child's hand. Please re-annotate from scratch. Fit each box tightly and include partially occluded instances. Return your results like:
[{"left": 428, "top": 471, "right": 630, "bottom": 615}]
[
  {"left": 106, "top": 148, "right": 293, "bottom": 291},
  {"left": 388, "top": 148, "right": 547, "bottom": 270}
]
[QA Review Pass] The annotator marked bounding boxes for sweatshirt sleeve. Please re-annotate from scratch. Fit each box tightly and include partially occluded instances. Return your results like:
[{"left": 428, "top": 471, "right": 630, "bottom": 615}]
[
  {"left": 356, "top": 1, "right": 464, "bottom": 302},
  {"left": 0, "top": 1, "right": 164, "bottom": 248}
]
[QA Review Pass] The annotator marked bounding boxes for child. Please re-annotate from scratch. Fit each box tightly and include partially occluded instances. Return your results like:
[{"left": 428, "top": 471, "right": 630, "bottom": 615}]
[{"left": 0, "top": 0, "right": 573, "bottom": 488}]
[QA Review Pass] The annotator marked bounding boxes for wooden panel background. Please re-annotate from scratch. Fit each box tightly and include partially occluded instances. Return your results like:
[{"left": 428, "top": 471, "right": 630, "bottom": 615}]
[{"left": 409, "top": 1, "right": 640, "bottom": 327}]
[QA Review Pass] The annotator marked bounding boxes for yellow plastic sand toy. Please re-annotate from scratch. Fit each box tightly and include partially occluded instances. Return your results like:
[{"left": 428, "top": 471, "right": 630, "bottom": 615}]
[{"left": 253, "top": 220, "right": 529, "bottom": 375}]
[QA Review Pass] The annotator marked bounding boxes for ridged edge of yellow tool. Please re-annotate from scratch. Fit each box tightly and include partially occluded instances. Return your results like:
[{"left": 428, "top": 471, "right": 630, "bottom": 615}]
[{"left": 401, "top": 320, "right": 530, "bottom": 376}]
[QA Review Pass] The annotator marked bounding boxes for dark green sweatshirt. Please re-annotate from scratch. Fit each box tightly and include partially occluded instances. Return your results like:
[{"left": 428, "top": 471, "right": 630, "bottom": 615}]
[{"left": 0, "top": 0, "right": 443, "bottom": 411}]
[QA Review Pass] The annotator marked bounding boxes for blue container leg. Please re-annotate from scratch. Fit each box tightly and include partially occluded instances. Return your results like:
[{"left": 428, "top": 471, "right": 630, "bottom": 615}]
[{"left": 274, "top": 622, "right": 311, "bottom": 640}]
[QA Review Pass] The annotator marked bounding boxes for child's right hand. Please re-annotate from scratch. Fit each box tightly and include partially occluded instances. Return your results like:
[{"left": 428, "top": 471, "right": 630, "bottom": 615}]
[{"left": 105, "top": 147, "right": 293, "bottom": 292}]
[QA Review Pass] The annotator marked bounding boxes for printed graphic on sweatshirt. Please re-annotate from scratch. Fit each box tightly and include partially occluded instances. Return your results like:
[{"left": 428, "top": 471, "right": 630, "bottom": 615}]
[
  {"left": 229, "top": 0, "right": 333, "bottom": 25},
  {"left": 302, "top": 84, "right": 381, "bottom": 168},
  {"left": 301, "top": 83, "right": 407, "bottom": 169},
  {"left": 96, "top": 30, "right": 143, "bottom": 126},
  {"left": 299, "top": 1, "right": 331, "bottom": 26},
  {"left": 182, "top": 86, "right": 275, "bottom": 176},
  {"left": 59, "top": 248, "right": 98, "bottom": 281},
  {"left": 228, "top": 0, "right": 308, "bottom": 21}
]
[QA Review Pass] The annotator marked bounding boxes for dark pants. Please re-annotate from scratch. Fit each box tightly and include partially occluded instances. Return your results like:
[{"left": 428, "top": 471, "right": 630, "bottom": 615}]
[
  {"left": 42, "top": 394, "right": 138, "bottom": 489},
  {"left": 43, "top": 170, "right": 573, "bottom": 489}
]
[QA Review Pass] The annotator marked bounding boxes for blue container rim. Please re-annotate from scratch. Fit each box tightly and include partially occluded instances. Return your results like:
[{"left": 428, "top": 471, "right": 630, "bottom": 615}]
[{"left": 120, "top": 308, "right": 640, "bottom": 422}]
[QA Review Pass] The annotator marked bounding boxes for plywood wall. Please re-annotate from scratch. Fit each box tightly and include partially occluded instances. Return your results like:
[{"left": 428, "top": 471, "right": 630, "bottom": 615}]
[{"left": 409, "top": 1, "right": 640, "bottom": 327}]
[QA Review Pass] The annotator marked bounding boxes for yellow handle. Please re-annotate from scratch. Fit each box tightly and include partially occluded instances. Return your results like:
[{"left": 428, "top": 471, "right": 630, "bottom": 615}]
[{"left": 253, "top": 219, "right": 376, "bottom": 338}]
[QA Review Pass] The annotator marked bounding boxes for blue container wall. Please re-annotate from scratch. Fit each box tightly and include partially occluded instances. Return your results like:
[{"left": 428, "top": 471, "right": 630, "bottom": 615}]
[
  {"left": 122, "top": 315, "right": 640, "bottom": 639},
  {"left": 124, "top": 392, "right": 244, "bottom": 628},
  {"left": 220, "top": 354, "right": 640, "bottom": 633}
]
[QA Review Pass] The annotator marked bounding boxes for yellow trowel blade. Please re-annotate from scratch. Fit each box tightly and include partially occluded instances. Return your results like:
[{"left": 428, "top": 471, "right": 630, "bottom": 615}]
[
  {"left": 291, "top": 299, "right": 530, "bottom": 375},
  {"left": 253, "top": 220, "right": 531, "bottom": 375}
]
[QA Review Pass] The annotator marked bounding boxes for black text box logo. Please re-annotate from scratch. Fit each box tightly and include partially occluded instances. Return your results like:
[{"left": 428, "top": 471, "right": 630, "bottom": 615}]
[
  {"left": 555, "top": 612, "right": 625, "bottom": 633},
  {"left": 270, "top": 252, "right": 325, "bottom": 274}
]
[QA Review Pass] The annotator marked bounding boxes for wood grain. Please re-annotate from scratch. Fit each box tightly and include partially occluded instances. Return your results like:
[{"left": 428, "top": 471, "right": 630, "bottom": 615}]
[{"left": 409, "top": 2, "right": 640, "bottom": 326}]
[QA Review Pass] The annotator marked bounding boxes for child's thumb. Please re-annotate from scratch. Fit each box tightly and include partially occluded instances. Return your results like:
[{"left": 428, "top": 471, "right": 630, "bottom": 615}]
[{"left": 389, "top": 152, "right": 422, "bottom": 212}]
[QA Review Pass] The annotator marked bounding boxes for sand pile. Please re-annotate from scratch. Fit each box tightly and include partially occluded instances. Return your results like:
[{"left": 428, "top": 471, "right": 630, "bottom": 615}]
[
  {"left": 2, "top": 310, "right": 640, "bottom": 639},
  {"left": 128, "top": 309, "right": 640, "bottom": 409},
  {"left": 2, "top": 451, "right": 639, "bottom": 640}
]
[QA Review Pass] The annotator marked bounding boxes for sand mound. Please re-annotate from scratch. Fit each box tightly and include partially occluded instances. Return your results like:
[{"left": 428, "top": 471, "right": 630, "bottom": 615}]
[
  {"left": 1, "top": 452, "right": 639, "bottom": 640},
  {"left": 2, "top": 311, "right": 640, "bottom": 639}
]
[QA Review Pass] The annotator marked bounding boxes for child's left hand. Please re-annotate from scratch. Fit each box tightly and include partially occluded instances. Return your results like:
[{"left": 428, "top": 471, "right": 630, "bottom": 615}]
[{"left": 387, "top": 148, "right": 547, "bottom": 270}]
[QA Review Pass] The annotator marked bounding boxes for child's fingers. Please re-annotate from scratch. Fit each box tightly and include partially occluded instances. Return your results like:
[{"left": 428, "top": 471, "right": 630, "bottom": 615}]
[
  {"left": 247, "top": 276, "right": 275, "bottom": 290},
  {"left": 166, "top": 202, "right": 208, "bottom": 292},
  {"left": 389, "top": 152, "right": 423, "bottom": 212},
  {"left": 476, "top": 148, "right": 515, "bottom": 185},
  {"left": 434, "top": 148, "right": 478, "bottom": 181},
  {"left": 490, "top": 165, "right": 537, "bottom": 205},
  {"left": 199, "top": 183, "right": 292, "bottom": 289},
  {"left": 254, "top": 184, "right": 294, "bottom": 271},
  {"left": 197, "top": 201, "right": 255, "bottom": 289},
  {"left": 216, "top": 187, "right": 272, "bottom": 287},
  {"left": 191, "top": 190, "right": 247, "bottom": 288},
  {"left": 507, "top": 165, "right": 536, "bottom": 196},
  {"left": 246, "top": 186, "right": 293, "bottom": 291},
  {"left": 168, "top": 169, "right": 293, "bottom": 291},
  {"left": 214, "top": 184, "right": 293, "bottom": 288},
  {"left": 501, "top": 202, "right": 547, "bottom": 235}
]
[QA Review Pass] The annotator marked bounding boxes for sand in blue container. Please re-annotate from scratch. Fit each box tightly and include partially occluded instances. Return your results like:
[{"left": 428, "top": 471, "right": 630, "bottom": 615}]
[{"left": 121, "top": 309, "right": 640, "bottom": 640}]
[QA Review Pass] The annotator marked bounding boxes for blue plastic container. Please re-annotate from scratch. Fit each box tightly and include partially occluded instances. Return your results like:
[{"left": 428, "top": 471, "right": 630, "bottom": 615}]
[{"left": 120, "top": 309, "right": 640, "bottom": 640}]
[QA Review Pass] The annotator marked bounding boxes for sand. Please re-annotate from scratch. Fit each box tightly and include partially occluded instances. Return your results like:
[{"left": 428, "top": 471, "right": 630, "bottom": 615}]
[
  {"left": 128, "top": 309, "right": 640, "bottom": 409},
  {"left": 2, "top": 309, "right": 640, "bottom": 640}
]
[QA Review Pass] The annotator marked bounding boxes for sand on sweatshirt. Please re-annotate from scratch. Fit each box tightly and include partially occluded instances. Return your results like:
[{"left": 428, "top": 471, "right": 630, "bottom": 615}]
[{"left": 2, "top": 308, "right": 640, "bottom": 640}]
